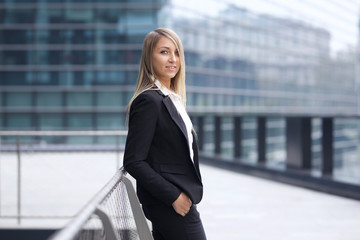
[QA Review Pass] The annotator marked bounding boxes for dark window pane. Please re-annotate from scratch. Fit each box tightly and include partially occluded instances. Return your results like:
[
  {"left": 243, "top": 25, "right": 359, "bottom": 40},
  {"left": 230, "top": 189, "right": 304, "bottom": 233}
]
[
  {"left": 4, "top": 9, "right": 35, "bottom": 24},
  {"left": 1, "top": 51, "right": 28, "bottom": 65}
]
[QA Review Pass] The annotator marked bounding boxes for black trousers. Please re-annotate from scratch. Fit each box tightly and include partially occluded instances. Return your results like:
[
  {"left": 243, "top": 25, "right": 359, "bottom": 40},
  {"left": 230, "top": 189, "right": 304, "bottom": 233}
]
[{"left": 142, "top": 203, "right": 207, "bottom": 240}]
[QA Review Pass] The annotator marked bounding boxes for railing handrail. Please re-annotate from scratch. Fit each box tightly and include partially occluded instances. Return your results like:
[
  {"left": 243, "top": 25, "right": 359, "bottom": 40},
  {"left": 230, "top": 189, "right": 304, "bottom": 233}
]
[
  {"left": 187, "top": 108, "right": 360, "bottom": 118},
  {"left": 49, "top": 167, "right": 126, "bottom": 240},
  {"left": 0, "top": 130, "right": 128, "bottom": 137},
  {"left": 49, "top": 166, "right": 153, "bottom": 240}
]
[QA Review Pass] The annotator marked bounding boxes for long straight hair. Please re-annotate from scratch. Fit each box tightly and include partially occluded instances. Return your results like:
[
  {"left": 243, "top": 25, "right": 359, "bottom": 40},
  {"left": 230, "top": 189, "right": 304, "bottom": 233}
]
[{"left": 126, "top": 28, "right": 186, "bottom": 113}]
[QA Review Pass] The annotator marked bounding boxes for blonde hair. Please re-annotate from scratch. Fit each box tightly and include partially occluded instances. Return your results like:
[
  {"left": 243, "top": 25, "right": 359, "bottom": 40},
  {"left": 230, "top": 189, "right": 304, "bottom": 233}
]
[{"left": 126, "top": 28, "right": 186, "bottom": 113}]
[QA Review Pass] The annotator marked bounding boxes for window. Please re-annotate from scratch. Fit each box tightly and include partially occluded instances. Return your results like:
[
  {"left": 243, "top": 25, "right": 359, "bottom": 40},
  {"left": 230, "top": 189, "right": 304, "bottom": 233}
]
[
  {"left": 67, "top": 92, "right": 92, "bottom": 107},
  {"left": 68, "top": 114, "right": 93, "bottom": 129},
  {"left": 6, "top": 92, "right": 32, "bottom": 107},
  {"left": 7, "top": 114, "right": 32, "bottom": 130},
  {"left": 97, "top": 114, "right": 125, "bottom": 130},
  {"left": 39, "top": 114, "right": 63, "bottom": 130},
  {"left": 96, "top": 92, "right": 122, "bottom": 107},
  {"left": 37, "top": 92, "right": 63, "bottom": 107}
]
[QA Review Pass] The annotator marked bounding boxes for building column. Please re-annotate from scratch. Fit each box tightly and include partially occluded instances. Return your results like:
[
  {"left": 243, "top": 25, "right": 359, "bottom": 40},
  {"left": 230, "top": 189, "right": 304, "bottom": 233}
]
[
  {"left": 234, "top": 116, "right": 242, "bottom": 160},
  {"left": 214, "top": 116, "right": 221, "bottom": 155},
  {"left": 286, "top": 117, "right": 311, "bottom": 169},
  {"left": 257, "top": 117, "right": 266, "bottom": 163},
  {"left": 322, "top": 118, "right": 333, "bottom": 175}
]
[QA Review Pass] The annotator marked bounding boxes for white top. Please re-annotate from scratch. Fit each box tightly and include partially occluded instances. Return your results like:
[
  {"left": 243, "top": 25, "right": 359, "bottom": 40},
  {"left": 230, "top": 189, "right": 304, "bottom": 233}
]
[{"left": 154, "top": 79, "right": 194, "bottom": 163}]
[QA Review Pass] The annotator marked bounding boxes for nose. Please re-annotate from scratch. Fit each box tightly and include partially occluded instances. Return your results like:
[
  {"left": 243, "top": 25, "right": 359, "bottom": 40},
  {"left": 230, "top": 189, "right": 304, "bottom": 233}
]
[{"left": 169, "top": 52, "right": 177, "bottom": 63}]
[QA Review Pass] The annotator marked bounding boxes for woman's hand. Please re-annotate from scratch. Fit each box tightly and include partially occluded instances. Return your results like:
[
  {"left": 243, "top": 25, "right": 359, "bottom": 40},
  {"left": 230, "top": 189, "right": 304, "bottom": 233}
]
[{"left": 172, "top": 192, "right": 192, "bottom": 216}]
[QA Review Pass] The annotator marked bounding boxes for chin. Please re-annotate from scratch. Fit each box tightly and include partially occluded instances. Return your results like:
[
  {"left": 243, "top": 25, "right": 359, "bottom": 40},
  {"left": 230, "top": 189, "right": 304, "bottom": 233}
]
[{"left": 167, "top": 74, "right": 177, "bottom": 79}]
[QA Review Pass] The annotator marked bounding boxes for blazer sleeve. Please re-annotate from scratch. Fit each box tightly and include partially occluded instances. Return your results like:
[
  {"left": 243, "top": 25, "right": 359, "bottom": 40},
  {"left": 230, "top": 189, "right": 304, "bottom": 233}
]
[{"left": 123, "top": 92, "right": 182, "bottom": 206}]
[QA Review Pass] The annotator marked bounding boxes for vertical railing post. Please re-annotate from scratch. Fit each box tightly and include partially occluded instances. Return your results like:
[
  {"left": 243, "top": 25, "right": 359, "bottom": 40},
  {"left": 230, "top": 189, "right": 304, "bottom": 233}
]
[
  {"left": 257, "top": 117, "right": 266, "bottom": 164},
  {"left": 322, "top": 118, "right": 333, "bottom": 175},
  {"left": 234, "top": 116, "right": 242, "bottom": 160},
  {"left": 123, "top": 176, "right": 154, "bottom": 240},
  {"left": 16, "top": 136, "right": 21, "bottom": 224},
  {"left": 94, "top": 208, "right": 120, "bottom": 240},
  {"left": 214, "top": 116, "right": 221, "bottom": 155}
]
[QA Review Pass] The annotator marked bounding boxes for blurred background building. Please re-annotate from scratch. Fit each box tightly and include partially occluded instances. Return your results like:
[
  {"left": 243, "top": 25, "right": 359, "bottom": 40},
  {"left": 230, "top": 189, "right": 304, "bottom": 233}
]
[{"left": 0, "top": 0, "right": 359, "bottom": 184}]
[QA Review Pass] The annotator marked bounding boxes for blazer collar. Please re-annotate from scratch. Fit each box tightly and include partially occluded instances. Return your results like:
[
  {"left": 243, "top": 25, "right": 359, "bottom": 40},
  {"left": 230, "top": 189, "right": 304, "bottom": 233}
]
[
  {"left": 154, "top": 79, "right": 182, "bottom": 102},
  {"left": 162, "top": 95, "right": 189, "bottom": 145}
]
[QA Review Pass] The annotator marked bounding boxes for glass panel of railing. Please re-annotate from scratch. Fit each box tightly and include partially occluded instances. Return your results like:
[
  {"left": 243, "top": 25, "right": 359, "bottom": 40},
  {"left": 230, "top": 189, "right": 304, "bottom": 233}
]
[
  {"left": 266, "top": 117, "right": 285, "bottom": 170},
  {"left": 0, "top": 131, "right": 126, "bottom": 227},
  {"left": 220, "top": 116, "right": 234, "bottom": 160},
  {"left": 203, "top": 116, "right": 215, "bottom": 156},
  {"left": 333, "top": 118, "right": 360, "bottom": 185},
  {"left": 241, "top": 117, "right": 257, "bottom": 164},
  {"left": 311, "top": 118, "right": 322, "bottom": 177}
]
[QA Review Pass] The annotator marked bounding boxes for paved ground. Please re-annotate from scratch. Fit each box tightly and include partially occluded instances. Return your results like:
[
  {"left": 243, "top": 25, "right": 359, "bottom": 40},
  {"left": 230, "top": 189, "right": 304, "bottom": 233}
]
[
  {"left": 1, "top": 152, "right": 360, "bottom": 239},
  {"left": 199, "top": 164, "right": 360, "bottom": 240}
]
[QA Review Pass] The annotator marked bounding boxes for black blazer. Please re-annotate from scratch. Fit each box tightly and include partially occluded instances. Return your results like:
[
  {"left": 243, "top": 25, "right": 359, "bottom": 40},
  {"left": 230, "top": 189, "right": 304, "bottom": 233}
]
[{"left": 123, "top": 89, "right": 203, "bottom": 206}]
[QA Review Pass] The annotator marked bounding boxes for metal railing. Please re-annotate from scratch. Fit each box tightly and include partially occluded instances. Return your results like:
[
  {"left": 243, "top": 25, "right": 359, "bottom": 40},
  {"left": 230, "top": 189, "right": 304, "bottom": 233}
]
[
  {"left": 0, "top": 130, "right": 127, "bottom": 224},
  {"left": 0, "top": 130, "right": 153, "bottom": 239},
  {"left": 48, "top": 167, "right": 153, "bottom": 240}
]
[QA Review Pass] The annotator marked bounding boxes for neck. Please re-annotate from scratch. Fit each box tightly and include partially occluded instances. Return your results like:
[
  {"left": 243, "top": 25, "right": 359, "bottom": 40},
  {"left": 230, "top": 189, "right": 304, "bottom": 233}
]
[{"left": 159, "top": 79, "right": 171, "bottom": 89}]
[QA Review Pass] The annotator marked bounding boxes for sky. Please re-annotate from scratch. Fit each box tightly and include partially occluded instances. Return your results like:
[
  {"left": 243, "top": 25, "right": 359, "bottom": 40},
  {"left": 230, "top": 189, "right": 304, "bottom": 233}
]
[{"left": 172, "top": 0, "right": 360, "bottom": 55}]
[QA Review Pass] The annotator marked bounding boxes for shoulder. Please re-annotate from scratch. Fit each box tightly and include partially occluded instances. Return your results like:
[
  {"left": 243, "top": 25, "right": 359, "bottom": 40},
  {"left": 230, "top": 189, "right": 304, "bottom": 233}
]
[
  {"left": 130, "top": 89, "right": 163, "bottom": 113},
  {"left": 134, "top": 89, "right": 163, "bottom": 104},
  {"left": 138, "top": 89, "right": 163, "bottom": 100}
]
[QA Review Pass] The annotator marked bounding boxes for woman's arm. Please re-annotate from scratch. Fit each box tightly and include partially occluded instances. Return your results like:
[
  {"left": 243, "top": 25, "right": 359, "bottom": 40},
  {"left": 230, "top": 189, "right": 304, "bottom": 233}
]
[{"left": 123, "top": 92, "right": 181, "bottom": 206}]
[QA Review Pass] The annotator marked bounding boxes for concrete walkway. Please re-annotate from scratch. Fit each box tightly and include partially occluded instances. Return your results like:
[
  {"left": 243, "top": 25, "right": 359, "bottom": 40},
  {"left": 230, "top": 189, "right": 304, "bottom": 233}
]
[
  {"left": 1, "top": 152, "right": 360, "bottom": 239},
  {"left": 198, "top": 164, "right": 360, "bottom": 240}
]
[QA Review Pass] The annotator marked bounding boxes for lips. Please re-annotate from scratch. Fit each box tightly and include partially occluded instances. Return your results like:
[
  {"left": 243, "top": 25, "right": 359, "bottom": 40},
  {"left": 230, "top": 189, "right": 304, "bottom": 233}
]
[{"left": 166, "top": 66, "right": 177, "bottom": 70}]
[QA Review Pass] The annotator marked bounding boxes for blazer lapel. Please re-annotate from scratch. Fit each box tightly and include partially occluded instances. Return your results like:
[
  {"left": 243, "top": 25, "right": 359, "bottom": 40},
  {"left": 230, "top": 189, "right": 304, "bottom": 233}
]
[
  {"left": 162, "top": 96, "right": 189, "bottom": 145},
  {"left": 161, "top": 91, "right": 202, "bottom": 182}
]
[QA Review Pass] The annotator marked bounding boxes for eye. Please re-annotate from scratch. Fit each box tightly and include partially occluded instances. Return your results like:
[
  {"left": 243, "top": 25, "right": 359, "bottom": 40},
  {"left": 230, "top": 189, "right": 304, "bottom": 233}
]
[
  {"left": 175, "top": 51, "right": 180, "bottom": 56},
  {"left": 161, "top": 50, "right": 168, "bottom": 54}
]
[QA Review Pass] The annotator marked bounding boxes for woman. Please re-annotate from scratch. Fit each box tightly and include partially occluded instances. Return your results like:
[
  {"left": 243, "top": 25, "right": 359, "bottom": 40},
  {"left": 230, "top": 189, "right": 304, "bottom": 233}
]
[{"left": 123, "top": 28, "right": 207, "bottom": 240}]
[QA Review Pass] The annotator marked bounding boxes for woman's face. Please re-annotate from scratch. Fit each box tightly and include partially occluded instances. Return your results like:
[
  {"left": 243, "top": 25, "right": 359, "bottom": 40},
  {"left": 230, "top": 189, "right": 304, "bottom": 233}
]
[{"left": 152, "top": 36, "right": 180, "bottom": 85}]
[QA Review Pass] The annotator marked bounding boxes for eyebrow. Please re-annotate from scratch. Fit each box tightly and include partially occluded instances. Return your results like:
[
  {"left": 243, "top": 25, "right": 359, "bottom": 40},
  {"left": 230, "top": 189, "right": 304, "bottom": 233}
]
[{"left": 157, "top": 46, "right": 179, "bottom": 51}]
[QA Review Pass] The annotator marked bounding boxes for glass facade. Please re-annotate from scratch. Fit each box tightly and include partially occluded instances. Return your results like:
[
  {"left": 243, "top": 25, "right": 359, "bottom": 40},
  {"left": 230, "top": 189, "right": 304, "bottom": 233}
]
[
  {"left": 166, "top": 3, "right": 357, "bottom": 114},
  {"left": 1, "top": 0, "right": 360, "bottom": 184},
  {"left": 165, "top": 0, "right": 360, "bottom": 184},
  {"left": 0, "top": 0, "right": 163, "bottom": 132}
]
